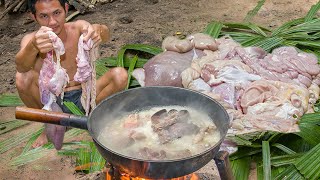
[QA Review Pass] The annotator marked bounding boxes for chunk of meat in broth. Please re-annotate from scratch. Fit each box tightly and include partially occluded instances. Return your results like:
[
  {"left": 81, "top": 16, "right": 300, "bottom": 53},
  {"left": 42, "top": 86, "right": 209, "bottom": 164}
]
[
  {"left": 151, "top": 109, "right": 168, "bottom": 124},
  {"left": 151, "top": 109, "right": 191, "bottom": 130},
  {"left": 193, "top": 125, "right": 217, "bottom": 144},
  {"left": 129, "top": 130, "right": 147, "bottom": 142},
  {"left": 157, "top": 121, "right": 200, "bottom": 144},
  {"left": 137, "top": 147, "right": 167, "bottom": 160},
  {"left": 123, "top": 113, "right": 141, "bottom": 128}
]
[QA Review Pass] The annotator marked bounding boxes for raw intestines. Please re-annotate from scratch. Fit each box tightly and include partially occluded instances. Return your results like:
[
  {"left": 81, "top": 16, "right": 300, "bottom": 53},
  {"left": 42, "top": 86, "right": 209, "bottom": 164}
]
[
  {"left": 98, "top": 106, "right": 220, "bottom": 160},
  {"left": 38, "top": 31, "right": 96, "bottom": 149},
  {"left": 132, "top": 33, "right": 320, "bottom": 136}
]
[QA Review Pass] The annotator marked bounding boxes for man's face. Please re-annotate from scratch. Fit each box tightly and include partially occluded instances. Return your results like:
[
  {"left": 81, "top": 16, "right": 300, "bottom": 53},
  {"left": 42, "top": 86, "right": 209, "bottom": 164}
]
[{"left": 34, "top": 0, "right": 67, "bottom": 35}]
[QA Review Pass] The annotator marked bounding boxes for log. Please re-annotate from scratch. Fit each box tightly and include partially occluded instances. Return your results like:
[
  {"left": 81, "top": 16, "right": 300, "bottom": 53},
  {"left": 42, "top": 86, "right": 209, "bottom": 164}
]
[
  {"left": 0, "top": 0, "right": 19, "bottom": 20},
  {"left": 13, "top": 0, "right": 26, "bottom": 12},
  {"left": 66, "top": 10, "right": 80, "bottom": 22},
  {"left": 4, "top": 0, "right": 13, "bottom": 9}
]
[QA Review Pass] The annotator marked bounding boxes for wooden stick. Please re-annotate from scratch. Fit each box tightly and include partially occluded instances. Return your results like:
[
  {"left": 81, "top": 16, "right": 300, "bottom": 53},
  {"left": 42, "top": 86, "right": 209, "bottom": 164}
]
[
  {"left": 0, "top": 0, "right": 19, "bottom": 20},
  {"left": 66, "top": 10, "right": 80, "bottom": 22},
  {"left": 13, "top": 0, "right": 26, "bottom": 12}
]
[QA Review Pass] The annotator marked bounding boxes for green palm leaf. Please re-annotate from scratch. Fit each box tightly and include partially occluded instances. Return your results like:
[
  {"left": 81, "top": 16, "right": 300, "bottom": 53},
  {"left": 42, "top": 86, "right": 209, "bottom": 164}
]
[
  {"left": 294, "top": 143, "right": 320, "bottom": 179},
  {"left": 230, "top": 157, "right": 251, "bottom": 180},
  {"left": 126, "top": 55, "right": 138, "bottom": 90},
  {"left": 304, "top": 1, "right": 320, "bottom": 22},
  {"left": 117, "top": 44, "right": 162, "bottom": 67},
  {"left": 244, "top": 0, "right": 266, "bottom": 23},
  {"left": 203, "top": 21, "right": 223, "bottom": 38},
  {"left": 0, "top": 94, "right": 23, "bottom": 107},
  {"left": 262, "top": 141, "right": 271, "bottom": 180},
  {"left": 0, "top": 120, "right": 29, "bottom": 135},
  {"left": 274, "top": 165, "right": 304, "bottom": 180}
]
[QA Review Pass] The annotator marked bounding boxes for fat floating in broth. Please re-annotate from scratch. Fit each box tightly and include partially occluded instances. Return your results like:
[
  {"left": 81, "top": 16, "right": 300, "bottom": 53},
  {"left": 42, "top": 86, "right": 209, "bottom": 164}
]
[{"left": 97, "top": 106, "right": 220, "bottom": 160}]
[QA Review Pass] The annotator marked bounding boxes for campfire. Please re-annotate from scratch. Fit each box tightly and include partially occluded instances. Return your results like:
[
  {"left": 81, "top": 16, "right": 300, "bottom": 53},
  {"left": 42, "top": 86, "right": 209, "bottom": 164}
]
[
  {"left": 104, "top": 151, "right": 233, "bottom": 180},
  {"left": 105, "top": 164, "right": 200, "bottom": 180}
]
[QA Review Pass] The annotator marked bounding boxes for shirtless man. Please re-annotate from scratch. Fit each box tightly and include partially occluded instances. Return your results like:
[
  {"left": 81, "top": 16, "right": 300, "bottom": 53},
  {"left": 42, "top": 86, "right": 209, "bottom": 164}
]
[{"left": 15, "top": 0, "right": 128, "bottom": 148}]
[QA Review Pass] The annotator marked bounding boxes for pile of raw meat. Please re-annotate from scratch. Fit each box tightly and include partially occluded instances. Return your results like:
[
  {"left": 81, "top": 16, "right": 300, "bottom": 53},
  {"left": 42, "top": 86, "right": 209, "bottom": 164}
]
[{"left": 132, "top": 33, "right": 320, "bottom": 135}]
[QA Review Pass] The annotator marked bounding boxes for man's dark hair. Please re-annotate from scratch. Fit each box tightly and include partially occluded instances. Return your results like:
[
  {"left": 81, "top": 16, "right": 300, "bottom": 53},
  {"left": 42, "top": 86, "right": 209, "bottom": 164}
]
[{"left": 28, "top": 0, "right": 67, "bottom": 14}]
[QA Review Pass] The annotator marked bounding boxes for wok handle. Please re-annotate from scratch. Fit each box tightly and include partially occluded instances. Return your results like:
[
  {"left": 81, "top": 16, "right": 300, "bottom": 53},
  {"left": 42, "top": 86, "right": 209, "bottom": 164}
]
[
  {"left": 214, "top": 151, "right": 235, "bottom": 180},
  {"left": 15, "top": 106, "right": 88, "bottom": 130}
]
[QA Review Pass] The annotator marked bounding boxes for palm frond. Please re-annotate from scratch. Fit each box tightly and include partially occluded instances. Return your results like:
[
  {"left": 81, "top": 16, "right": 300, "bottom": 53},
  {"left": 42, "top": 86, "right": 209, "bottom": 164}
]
[
  {"left": 304, "top": 1, "right": 320, "bottom": 22},
  {"left": 99, "top": 56, "right": 148, "bottom": 68},
  {"left": 230, "top": 157, "right": 251, "bottom": 180},
  {"left": 0, "top": 120, "right": 29, "bottom": 135},
  {"left": 262, "top": 141, "right": 271, "bottom": 180},
  {"left": 0, "top": 128, "right": 38, "bottom": 154},
  {"left": 203, "top": 21, "right": 223, "bottom": 38},
  {"left": 126, "top": 55, "right": 138, "bottom": 90},
  {"left": 117, "top": 44, "right": 162, "bottom": 67},
  {"left": 244, "top": 0, "right": 266, "bottom": 23},
  {"left": 271, "top": 153, "right": 302, "bottom": 167},
  {"left": 63, "top": 101, "right": 85, "bottom": 116},
  {"left": 10, "top": 128, "right": 86, "bottom": 167},
  {"left": 0, "top": 94, "right": 23, "bottom": 107},
  {"left": 294, "top": 143, "right": 320, "bottom": 179},
  {"left": 274, "top": 165, "right": 304, "bottom": 180}
]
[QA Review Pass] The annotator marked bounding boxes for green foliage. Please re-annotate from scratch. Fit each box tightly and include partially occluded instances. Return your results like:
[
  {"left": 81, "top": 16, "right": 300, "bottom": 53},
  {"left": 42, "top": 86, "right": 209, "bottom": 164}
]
[
  {"left": 126, "top": 55, "right": 139, "bottom": 89},
  {"left": 0, "top": 120, "right": 29, "bottom": 135},
  {"left": 244, "top": 0, "right": 266, "bottom": 23},
  {"left": 0, "top": 94, "right": 23, "bottom": 107}
]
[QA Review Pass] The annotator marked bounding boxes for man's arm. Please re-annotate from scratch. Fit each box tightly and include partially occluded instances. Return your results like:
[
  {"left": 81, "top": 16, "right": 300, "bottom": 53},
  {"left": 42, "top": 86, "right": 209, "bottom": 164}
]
[
  {"left": 15, "top": 33, "right": 39, "bottom": 73},
  {"left": 15, "top": 26, "right": 53, "bottom": 73}
]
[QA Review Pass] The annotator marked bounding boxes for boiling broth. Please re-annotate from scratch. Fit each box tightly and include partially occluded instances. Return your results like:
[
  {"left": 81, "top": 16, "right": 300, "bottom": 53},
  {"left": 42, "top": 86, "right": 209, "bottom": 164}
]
[{"left": 97, "top": 105, "right": 220, "bottom": 160}]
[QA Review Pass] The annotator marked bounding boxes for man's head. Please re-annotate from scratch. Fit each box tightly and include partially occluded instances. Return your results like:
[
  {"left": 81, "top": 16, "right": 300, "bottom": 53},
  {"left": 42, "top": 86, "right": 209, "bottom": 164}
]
[
  {"left": 28, "top": 0, "right": 67, "bottom": 15},
  {"left": 28, "top": 0, "right": 69, "bottom": 35}
]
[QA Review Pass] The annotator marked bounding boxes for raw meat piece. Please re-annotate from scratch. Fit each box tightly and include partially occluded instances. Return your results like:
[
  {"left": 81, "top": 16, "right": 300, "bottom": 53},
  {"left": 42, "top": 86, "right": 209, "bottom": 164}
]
[
  {"left": 39, "top": 31, "right": 69, "bottom": 111},
  {"left": 133, "top": 49, "right": 204, "bottom": 87},
  {"left": 162, "top": 36, "right": 194, "bottom": 53}
]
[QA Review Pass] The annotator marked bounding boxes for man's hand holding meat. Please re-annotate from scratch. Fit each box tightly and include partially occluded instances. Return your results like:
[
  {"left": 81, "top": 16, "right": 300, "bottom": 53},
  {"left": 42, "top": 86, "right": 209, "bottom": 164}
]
[{"left": 15, "top": 0, "right": 128, "bottom": 149}]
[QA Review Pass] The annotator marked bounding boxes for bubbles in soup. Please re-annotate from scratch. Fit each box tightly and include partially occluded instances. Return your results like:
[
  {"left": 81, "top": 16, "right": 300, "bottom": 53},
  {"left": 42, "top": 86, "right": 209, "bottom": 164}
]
[{"left": 97, "top": 106, "right": 220, "bottom": 160}]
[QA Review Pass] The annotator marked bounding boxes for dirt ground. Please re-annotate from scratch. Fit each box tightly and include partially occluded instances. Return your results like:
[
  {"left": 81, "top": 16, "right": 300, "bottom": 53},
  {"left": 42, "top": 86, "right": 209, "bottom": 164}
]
[{"left": 0, "top": 0, "right": 319, "bottom": 179}]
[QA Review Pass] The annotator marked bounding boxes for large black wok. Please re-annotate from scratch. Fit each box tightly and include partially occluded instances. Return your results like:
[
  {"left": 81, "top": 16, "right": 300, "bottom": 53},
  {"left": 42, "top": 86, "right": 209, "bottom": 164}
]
[{"left": 16, "top": 86, "right": 230, "bottom": 179}]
